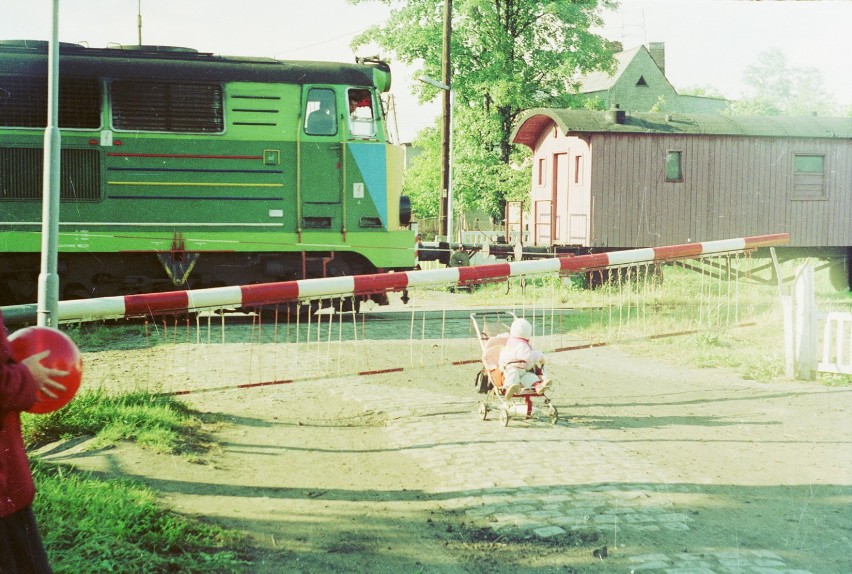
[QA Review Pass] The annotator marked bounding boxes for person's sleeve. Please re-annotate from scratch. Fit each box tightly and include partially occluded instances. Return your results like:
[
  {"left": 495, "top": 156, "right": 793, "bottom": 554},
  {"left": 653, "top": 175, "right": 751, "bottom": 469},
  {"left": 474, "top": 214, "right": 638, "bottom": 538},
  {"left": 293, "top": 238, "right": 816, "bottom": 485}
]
[
  {"left": 0, "top": 359, "right": 39, "bottom": 413},
  {"left": 0, "top": 323, "right": 39, "bottom": 413}
]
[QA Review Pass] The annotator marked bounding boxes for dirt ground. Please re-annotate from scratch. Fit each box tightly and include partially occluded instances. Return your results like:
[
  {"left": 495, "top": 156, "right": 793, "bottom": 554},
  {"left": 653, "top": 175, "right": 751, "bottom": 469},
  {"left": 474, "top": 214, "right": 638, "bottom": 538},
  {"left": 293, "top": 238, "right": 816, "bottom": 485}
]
[{"left": 38, "top": 322, "right": 851, "bottom": 573}]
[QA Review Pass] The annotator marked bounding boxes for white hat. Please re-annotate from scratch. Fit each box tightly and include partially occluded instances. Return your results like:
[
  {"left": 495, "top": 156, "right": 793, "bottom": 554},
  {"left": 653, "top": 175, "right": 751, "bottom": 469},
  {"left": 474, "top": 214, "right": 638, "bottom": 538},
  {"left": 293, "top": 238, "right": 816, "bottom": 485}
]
[{"left": 510, "top": 318, "right": 532, "bottom": 339}]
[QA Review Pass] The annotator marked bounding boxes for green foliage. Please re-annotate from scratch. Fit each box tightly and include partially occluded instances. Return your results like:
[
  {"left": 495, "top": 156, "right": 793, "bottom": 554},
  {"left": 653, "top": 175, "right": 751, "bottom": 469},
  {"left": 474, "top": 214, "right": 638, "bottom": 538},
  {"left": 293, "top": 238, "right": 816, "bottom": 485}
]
[
  {"left": 402, "top": 123, "right": 442, "bottom": 225},
  {"left": 351, "top": 0, "right": 615, "bottom": 217},
  {"left": 649, "top": 95, "right": 667, "bottom": 113},
  {"left": 679, "top": 85, "right": 727, "bottom": 99},
  {"left": 729, "top": 49, "right": 838, "bottom": 116},
  {"left": 33, "top": 462, "right": 247, "bottom": 573}
]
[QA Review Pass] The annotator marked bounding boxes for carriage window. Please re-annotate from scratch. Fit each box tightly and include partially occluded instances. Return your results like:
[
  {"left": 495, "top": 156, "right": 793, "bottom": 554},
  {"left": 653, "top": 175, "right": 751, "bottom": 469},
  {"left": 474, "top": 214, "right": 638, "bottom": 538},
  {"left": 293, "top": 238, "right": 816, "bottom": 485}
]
[
  {"left": 347, "top": 88, "right": 376, "bottom": 138},
  {"left": 304, "top": 88, "right": 337, "bottom": 136},
  {"left": 111, "top": 80, "right": 223, "bottom": 132},
  {"left": 792, "top": 154, "right": 825, "bottom": 200},
  {"left": 665, "top": 150, "right": 683, "bottom": 182},
  {"left": 0, "top": 75, "right": 100, "bottom": 129}
]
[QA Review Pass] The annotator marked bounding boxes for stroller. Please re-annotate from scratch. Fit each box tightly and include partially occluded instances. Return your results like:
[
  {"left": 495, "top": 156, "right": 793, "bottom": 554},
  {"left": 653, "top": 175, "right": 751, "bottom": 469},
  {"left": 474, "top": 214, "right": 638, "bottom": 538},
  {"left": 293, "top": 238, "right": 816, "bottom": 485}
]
[{"left": 471, "top": 311, "right": 559, "bottom": 427}]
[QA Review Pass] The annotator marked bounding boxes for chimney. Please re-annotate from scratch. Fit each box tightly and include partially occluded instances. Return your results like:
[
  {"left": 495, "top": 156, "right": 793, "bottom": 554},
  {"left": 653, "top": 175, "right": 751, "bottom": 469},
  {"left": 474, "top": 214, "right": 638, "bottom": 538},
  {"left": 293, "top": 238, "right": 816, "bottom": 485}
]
[
  {"left": 649, "top": 42, "right": 666, "bottom": 76},
  {"left": 605, "top": 104, "right": 626, "bottom": 125}
]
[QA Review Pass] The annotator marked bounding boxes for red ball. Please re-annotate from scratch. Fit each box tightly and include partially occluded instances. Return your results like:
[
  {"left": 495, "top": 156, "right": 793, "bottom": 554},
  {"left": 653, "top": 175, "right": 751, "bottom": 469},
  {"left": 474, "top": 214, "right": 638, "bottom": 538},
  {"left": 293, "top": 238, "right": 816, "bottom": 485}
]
[{"left": 8, "top": 326, "right": 83, "bottom": 414}]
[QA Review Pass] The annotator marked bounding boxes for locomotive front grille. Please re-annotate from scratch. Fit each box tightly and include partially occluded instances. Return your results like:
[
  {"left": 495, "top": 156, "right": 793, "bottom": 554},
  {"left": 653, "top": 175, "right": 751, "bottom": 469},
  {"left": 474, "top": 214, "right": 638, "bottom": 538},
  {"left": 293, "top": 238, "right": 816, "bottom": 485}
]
[{"left": 0, "top": 147, "right": 101, "bottom": 201}]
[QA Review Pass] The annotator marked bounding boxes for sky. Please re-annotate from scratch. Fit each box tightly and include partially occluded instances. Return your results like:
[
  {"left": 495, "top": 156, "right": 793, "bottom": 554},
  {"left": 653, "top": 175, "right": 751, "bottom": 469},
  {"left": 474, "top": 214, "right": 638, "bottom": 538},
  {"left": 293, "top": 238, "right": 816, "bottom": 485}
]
[{"left": 1, "top": 0, "right": 849, "bottom": 142}]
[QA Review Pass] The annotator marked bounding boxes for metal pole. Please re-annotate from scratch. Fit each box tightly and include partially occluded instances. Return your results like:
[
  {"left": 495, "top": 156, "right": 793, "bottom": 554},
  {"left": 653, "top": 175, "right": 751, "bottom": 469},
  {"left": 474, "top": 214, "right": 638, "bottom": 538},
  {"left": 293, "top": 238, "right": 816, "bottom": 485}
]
[{"left": 37, "top": 0, "right": 61, "bottom": 327}]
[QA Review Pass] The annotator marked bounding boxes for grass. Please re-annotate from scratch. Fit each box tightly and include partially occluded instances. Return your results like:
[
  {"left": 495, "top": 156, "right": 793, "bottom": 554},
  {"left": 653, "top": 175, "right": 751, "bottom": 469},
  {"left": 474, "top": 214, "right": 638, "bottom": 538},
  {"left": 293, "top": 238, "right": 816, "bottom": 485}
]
[
  {"left": 23, "top": 388, "right": 218, "bottom": 459},
  {"left": 33, "top": 461, "right": 247, "bottom": 574},
  {"left": 23, "top": 390, "right": 244, "bottom": 573}
]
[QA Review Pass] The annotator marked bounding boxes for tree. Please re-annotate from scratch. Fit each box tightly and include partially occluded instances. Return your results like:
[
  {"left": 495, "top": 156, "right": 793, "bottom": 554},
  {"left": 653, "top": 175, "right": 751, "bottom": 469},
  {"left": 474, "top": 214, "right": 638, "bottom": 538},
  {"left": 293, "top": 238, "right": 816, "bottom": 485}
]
[
  {"left": 351, "top": 0, "right": 615, "bottom": 222},
  {"left": 730, "top": 49, "right": 839, "bottom": 116},
  {"left": 400, "top": 124, "right": 442, "bottom": 232}
]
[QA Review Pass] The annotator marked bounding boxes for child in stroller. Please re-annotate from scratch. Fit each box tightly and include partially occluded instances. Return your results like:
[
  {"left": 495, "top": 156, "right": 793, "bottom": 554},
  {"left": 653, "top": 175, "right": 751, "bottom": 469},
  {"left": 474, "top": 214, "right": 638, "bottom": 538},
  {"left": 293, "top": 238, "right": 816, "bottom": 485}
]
[
  {"left": 472, "top": 312, "right": 558, "bottom": 426},
  {"left": 499, "top": 317, "right": 552, "bottom": 400}
]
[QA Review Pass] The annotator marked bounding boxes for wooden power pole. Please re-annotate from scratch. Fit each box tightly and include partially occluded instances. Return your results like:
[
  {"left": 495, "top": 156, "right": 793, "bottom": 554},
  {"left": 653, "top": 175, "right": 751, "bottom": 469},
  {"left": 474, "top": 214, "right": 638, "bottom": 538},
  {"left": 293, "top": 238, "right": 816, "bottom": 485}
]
[{"left": 439, "top": 0, "right": 452, "bottom": 240}]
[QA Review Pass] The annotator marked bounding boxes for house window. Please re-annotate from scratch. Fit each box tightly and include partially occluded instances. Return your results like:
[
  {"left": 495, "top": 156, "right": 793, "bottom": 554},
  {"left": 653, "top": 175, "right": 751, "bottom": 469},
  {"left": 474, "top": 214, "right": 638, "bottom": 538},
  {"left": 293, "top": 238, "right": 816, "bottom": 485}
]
[
  {"left": 574, "top": 155, "right": 583, "bottom": 184},
  {"left": 537, "top": 158, "right": 545, "bottom": 186},
  {"left": 636, "top": 76, "right": 648, "bottom": 87},
  {"left": 665, "top": 151, "right": 683, "bottom": 182},
  {"left": 792, "top": 154, "right": 826, "bottom": 199}
]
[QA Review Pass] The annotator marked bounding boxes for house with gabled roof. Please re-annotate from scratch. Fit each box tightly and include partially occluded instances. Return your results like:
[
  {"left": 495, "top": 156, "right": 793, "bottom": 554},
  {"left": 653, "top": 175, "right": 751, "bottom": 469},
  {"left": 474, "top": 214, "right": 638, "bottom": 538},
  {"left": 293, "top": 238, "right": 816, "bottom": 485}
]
[{"left": 576, "top": 43, "right": 728, "bottom": 114}]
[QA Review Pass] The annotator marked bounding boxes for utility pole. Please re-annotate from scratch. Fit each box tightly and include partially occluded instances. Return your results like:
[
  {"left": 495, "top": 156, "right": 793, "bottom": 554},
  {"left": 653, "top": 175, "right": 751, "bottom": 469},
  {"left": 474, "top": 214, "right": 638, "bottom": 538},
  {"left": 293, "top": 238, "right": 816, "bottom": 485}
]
[{"left": 438, "top": 0, "right": 452, "bottom": 240}]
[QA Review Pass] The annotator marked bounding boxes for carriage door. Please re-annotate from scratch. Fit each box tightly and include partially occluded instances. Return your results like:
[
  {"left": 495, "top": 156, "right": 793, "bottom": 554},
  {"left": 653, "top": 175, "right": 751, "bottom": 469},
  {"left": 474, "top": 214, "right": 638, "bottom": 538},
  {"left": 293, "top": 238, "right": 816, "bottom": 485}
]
[
  {"left": 552, "top": 153, "right": 569, "bottom": 244},
  {"left": 566, "top": 152, "right": 589, "bottom": 245},
  {"left": 300, "top": 86, "right": 342, "bottom": 231}
]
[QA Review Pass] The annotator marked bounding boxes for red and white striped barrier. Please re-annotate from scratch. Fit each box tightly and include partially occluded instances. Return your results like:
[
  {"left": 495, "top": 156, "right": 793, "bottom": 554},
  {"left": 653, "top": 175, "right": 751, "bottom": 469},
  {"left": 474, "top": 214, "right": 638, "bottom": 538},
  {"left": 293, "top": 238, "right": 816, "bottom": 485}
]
[{"left": 7, "top": 233, "right": 789, "bottom": 324}]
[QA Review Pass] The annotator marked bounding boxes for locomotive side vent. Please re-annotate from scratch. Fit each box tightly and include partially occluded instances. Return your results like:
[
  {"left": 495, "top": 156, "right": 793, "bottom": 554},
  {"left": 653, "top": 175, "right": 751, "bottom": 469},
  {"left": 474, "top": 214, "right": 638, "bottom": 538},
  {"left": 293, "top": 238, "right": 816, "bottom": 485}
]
[
  {"left": 0, "top": 75, "right": 100, "bottom": 129},
  {"left": 0, "top": 147, "right": 101, "bottom": 201},
  {"left": 230, "top": 94, "right": 282, "bottom": 127},
  {"left": 111, "top": 79, "right": 224, "bottom": 133}
]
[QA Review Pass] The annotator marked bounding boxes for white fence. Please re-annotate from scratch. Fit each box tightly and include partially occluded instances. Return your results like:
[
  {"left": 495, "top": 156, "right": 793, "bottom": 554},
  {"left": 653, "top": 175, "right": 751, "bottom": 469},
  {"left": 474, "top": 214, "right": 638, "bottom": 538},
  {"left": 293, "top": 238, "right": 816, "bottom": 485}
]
[
  {"left": 783, "top": 262, "right": 852, "bottom": 378},
  {"left": 818, "top": 311, "right": 852, "bottom": 375}
]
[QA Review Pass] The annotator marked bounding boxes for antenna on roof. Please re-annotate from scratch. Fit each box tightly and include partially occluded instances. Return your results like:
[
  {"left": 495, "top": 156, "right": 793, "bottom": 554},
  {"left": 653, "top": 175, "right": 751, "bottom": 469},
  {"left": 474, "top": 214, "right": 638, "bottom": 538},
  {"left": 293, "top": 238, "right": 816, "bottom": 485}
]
[{"left": 137, "top": 0, "right": 143, "bottom": 45}]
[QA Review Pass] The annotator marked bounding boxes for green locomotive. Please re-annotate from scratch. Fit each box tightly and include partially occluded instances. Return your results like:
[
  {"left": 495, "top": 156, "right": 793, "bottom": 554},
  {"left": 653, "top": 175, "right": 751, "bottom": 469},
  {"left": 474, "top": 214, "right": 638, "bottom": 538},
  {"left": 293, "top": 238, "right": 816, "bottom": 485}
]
[{"left": 0, "top": 40, "right": 414, "bottom": 305}]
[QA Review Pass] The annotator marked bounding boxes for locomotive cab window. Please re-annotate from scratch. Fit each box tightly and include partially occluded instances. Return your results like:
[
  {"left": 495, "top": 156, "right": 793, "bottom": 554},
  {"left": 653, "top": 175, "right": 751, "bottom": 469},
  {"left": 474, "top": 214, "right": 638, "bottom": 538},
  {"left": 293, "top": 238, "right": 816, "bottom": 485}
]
[
  {"left": 304, "top": 88, "right": 338, "bottom": 136},
  {"left": 665, "top": 150, "right": 683, "bottom": 182},
  {"left": 347, "top": 88, "right": 376, "bottom": 138},
  {"left": 111, "top": 79, "right": 223, "bottom": 133}
]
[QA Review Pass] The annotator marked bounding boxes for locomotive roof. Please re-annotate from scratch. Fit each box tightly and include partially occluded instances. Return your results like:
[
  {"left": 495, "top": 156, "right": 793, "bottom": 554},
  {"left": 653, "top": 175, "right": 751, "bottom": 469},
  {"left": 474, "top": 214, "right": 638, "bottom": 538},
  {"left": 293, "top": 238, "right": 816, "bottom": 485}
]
[
  {"left": 0, "top": 40, "right": 387, "bottom": 88},
  {"left": 512, "top": 108, "right": 852, "bottom": 149}
]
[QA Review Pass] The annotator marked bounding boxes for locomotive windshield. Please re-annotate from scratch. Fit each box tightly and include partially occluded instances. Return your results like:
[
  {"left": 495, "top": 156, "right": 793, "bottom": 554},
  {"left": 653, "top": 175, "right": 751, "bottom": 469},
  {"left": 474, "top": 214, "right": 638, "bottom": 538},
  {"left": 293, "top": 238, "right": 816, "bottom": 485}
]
[
  {"left": 347, "top": 88, "right": 376, "bottom": 138},
  {"left": 304, "top": 88, "right": 337, "bottom": 136}
]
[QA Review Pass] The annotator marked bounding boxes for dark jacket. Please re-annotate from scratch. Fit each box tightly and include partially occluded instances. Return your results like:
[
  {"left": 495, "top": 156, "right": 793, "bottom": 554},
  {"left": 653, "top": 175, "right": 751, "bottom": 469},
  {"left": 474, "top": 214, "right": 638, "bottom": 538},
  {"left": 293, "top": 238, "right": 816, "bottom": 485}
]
[{"left": 0, "top": 311, "right": 39, "bottom": 517}]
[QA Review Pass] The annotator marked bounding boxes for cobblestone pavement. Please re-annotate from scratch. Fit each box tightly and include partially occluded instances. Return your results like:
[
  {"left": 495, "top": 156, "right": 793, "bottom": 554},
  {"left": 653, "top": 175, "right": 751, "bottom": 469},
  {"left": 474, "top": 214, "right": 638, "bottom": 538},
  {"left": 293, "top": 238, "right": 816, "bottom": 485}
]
[{"left": 332, "top": 344, "right": 848, "bottom": 574}]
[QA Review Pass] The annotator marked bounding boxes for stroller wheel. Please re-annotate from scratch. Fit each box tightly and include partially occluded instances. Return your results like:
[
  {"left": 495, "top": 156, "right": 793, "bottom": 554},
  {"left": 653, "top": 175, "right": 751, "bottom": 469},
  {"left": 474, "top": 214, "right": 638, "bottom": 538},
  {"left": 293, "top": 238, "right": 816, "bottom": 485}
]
[
  {"left": 478, "top": 402, "right": 489, "bottom": 420},
  {"left": 500, "top": 407, "right": 509, "bottom": 427},
  {"left": 548, "top": 404, "right": 559, "bottom": 424}
]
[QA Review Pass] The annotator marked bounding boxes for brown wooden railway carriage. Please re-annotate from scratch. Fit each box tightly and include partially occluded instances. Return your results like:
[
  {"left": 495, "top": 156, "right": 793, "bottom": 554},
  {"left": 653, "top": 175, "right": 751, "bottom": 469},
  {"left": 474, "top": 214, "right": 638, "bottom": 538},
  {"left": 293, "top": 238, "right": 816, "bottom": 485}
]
[{"left": 511, "top": 109, "right": 852, "bottom": 289}]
